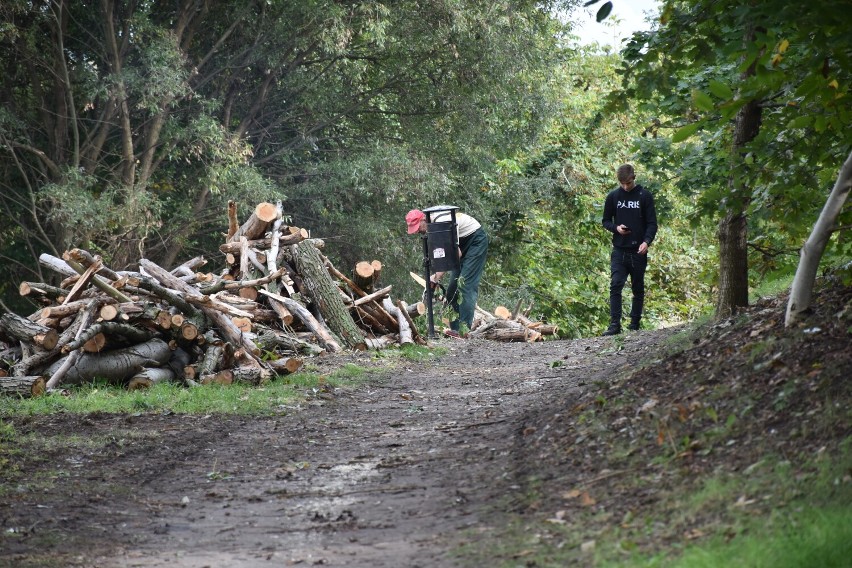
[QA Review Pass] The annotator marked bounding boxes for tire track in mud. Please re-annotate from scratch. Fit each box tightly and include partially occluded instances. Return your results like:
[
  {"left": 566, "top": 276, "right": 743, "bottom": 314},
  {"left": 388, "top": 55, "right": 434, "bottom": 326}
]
[{"left": 7, "top": 332, "right": 672, "bottom": 568}]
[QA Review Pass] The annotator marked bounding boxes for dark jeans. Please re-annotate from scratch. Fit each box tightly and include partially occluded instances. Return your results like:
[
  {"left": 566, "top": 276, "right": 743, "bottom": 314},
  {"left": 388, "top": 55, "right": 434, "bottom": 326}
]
[
  {"left": 445, "top": 228, "right": 489, "bottom": 331},
  {"left": 609, "top": 248, "right": 647, "bottom": 325}
]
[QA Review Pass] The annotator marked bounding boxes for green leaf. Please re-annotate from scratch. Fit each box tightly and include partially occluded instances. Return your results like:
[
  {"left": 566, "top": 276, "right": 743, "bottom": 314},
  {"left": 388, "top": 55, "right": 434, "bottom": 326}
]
[
  {"left": 672, "top": 122, "right": 701, "bottom": 143},
  {"left": 787, "top": 115, "right": 812, "bottom": 129},
  {"left": 692, "top": 89, "right": 715, "bottom": 112},
  {"left": 596, "top": 2, "right": 613, "bottom": 22},
  {"left": 708, "top": 79, "right": 734, "bottom": 100}
]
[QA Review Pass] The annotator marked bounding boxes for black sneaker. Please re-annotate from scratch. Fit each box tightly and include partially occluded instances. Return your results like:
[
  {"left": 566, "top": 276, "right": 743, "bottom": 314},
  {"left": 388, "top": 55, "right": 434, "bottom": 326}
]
[
  {"left": 627, "top": 322, "right": 640, "bottom": 331},
  {"left": 602, "top": 325, "right": 621, "bottom": 336}
]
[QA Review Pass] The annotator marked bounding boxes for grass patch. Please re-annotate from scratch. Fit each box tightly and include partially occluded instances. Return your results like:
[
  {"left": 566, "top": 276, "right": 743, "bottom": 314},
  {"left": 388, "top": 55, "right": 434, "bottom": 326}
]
[
  {"left": 749, "top": 273, "right": 793, "bottom": 304},
  {"left": 633, "top": 506, "right": 852, "bottom": 568},
  {"left": 454, "top": 442, "right": 852, "bottom": 568},
  {"left": 0, "top": 364, "right": 378, "bottom": 417},
  {"left": 370, "top": 343, "right": 448, "bottom": 363}
]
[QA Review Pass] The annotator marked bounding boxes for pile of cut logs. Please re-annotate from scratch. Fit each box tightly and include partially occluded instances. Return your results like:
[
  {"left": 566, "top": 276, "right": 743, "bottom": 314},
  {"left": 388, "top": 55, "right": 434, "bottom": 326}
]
[{"left": 0, "top": 201, "right": 555, "bottom": 398}]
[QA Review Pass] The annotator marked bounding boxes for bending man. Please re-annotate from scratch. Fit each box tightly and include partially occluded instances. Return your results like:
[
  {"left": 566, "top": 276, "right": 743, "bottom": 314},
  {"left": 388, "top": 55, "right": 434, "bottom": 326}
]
[{"left": 406, "top": 208, "right": 489, "bottom": 335}]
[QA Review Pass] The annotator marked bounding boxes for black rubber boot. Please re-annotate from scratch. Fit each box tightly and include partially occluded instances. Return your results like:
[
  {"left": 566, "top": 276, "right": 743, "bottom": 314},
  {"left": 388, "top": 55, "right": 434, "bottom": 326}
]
[{"left": 602, "top": 324, "right": 622, "bottom": 336}]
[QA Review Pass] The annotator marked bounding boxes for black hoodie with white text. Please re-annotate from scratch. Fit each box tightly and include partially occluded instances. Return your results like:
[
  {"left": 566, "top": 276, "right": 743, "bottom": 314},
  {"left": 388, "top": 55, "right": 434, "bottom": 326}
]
[{"left": 601, "top": 184, "right": 658, "bottom": 251}]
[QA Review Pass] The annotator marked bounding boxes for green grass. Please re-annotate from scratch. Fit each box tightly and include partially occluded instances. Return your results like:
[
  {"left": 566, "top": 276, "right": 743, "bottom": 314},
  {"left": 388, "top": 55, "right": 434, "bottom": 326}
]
[
  {"left": 749, "top": 272, "right": 794, "bottom": 303},
  {"left": 634, "top": 507, "right": 852, "bottom": 568},
  {"left": 0, "top": 363, "right": 379, "bottom": 416},
  {"left": 371, "top": 343, "right": 448, "bottom": 362}
]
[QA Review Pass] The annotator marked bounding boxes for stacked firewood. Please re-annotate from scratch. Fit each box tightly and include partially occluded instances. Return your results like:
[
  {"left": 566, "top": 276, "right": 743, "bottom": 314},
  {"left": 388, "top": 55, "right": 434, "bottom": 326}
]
[
  {"left": 469, "top": 305, "right": 558, "bottom": 342},
  {"left": 0, "top": 201, "right": 426, "bottom": 397}
]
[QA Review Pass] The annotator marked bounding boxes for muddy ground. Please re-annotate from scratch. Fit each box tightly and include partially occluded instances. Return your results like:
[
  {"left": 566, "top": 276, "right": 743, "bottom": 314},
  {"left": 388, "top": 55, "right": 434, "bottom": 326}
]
[{"left": 1, "top": 279, "right": 850, "bottom": 567}]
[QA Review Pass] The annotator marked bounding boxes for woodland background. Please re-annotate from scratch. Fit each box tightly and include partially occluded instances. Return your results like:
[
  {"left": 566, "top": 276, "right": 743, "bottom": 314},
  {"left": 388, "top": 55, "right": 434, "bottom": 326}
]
[{"left": 1, "top": 0, "right": 850, "bottom": 336}]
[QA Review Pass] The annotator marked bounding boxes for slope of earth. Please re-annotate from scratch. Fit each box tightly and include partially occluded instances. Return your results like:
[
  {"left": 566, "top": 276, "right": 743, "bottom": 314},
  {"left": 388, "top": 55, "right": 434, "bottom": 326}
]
[{"left": 1, "top": 277, "right": 850, "bottom": 567}]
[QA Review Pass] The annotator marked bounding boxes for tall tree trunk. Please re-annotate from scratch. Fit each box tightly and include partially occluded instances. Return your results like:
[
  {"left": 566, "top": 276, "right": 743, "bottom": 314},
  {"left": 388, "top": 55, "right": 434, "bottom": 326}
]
[
  {"left": 785, "top": 150, "right": 852, "bottom": 326},
  {"left": 716, "top": 27, "right": 762, "bottom": 317},
  {"left": 716, "top": 210, "right": 749, "bottom": 316}
]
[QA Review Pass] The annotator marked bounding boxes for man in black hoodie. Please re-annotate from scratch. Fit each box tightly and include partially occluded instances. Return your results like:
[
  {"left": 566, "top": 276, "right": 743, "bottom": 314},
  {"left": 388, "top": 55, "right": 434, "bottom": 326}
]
[{"left": 601, "top": 164, "right": 658, "bottom": 335}]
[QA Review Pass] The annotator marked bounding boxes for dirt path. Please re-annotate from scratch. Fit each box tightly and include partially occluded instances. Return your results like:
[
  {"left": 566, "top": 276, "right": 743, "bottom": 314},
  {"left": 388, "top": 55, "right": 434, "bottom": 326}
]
[{"left": 3, "top": 330, "right": 676, "bottom": 568}]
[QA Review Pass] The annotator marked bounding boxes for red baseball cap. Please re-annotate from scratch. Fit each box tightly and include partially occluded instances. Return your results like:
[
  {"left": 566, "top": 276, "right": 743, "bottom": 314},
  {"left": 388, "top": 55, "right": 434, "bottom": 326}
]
[{"left": 405, "top": 209, "right": 425, "bottom": 234}]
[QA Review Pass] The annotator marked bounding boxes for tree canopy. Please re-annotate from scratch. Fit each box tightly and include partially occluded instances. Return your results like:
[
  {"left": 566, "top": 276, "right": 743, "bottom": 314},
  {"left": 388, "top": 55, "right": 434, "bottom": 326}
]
[{"left": 1, "top": 0, "right": 849, "bottom": 334}]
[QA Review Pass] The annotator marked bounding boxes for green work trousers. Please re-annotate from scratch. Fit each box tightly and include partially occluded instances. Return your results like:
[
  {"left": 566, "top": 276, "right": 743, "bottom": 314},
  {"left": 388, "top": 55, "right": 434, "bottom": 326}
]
[{"left": 445, "top": 227, "right": 488, "bottom": 331}]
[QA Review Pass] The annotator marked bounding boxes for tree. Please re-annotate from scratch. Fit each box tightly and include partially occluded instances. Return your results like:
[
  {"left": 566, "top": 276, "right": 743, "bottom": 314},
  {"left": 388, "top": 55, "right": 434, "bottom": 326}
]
[
  {"left": 617, "top": 0, "right": 852, "bottom": 317},
  {"left": 786, "top": 150, "right": 852, "bottom": 326},
  {"left": 0, "top": 0, "right": 566, "bottom": 312}
]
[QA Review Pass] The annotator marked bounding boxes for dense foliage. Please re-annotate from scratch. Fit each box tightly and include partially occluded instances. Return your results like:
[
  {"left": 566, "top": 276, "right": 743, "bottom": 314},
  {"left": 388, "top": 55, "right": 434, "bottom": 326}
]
[
  {"left": 0, "top": 0, "right": 568, "bottom": 312},
  {"left": 615, "top": 0, "right": 852, "bottom": 314},
  {"left": 1, "top": 0, "right": 846, "bottom": 337},
  {"left": 483, "top": 49, "right": 715, "bottom": 337}
]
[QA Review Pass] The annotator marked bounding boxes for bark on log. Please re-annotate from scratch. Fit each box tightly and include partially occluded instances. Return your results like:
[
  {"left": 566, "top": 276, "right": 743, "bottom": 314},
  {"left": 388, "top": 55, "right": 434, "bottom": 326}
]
[
  {"left": 231, "top": 366, "right": 270, "bottom": 385},
  {"left": 172, "top": 255, "right": 207, "bottom": 275},
  {"left": 254, "top": 328, "right": 325, "bottom": 356},
  {"left": 365, "top": 335, "right": 397, "bottom": 349},
  {"left": 60, "top": 257, "right": 100, "bottom": 305},
  {"left": 200, "top": 370, "right": 233, "bottom": 385},
  {"left": 0, "top": 376, "right": 46, "bottom": 398},
  {"left": 46, "top": 338, "right": 172, "bottom": 386},
  {"left": 227, "top": 200, "right": 239, "bottom": 240},
  {"left": 198, "top": 344, "right": 225, "bottom": 376},
  {"left": 119, "top": 273, "right": 198, "bottom": 316},
  {"left": 266, "top": 202, "right": 285, "bottom": 296},
  {"left": 397, "top": 299, "right": 424, "bottom": 345},
  {"left": 370, "top": 260, "right": 383, "bottom": 281},
  {"left": 38, "top": 252, "right": 78, "bottom": 278},
  {"left": 62, "top": 256, "right": 133, "bottom": 304},
  {"left": 41, "top": 299, "right": 93, "bottom": 320},
  {"left": 218, "top": 230, "right": 309, "bottom": 255},
  {"left": 268, "top": 356, "right": 303, "bottom": 375},
  {"left": 127, "top": 368, "right": 176, "bottom": 390},
  {"left": 0, "top": 312, "right": 59, "bottom": 351},
  {"left": 19, "top": 282, "right": 68, "bottom": 301},
  {"left": 470, "top": 319, "right": 542, "bottom": 342},
  {"left": 353, "top": 261, "right": 376, "bottom": 293},
  {"left": 63, "top": 322, "right": 154, "bottom": 353},
  {"left": 140, "top": 259, "right": 265, "bottom": 365},
  {"left": 289, "top": 241, "right": 365, "bottom": 350},
  {"left": 228, "top": 202, "right": 279, "bottom": 242},
  {"left": 14, "top": 304, "right": 93, "bottom": 376},
  {"left": 266, "top": 298, "right": 295, "bottom": 327},
  {"left": 65, "top": 248, "right": 121, "bottom": 280},
  {"left": 258, "top": 289, "right": 341, "bottom": 353},
  {"left": 351, "top": 305, "right": 391, "bottom": 335},
  {"left": 383, "top": 298, "right": 414, "bottom": 346},
  {"left": 353, "top": 285, "right": 393, "bottom": 307},
  {"left": 358, "top": 302, "right": 398, "bottom": 332}
]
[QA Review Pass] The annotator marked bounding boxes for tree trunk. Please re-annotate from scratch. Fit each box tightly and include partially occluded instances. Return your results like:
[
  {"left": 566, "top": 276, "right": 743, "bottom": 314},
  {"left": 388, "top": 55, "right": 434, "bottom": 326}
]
[
  {"left": 786, "top": 150, "right": 852, "bottom": 326},
  {"left": 0, "top": 376, "right": 47, "bottom": 398},
  {"left": 228, "top": 202, "right": 279, "bottom": 242},
  {"left": 0, "top": 313, "right": 59, "bottom": 351},
  {"left": 353, "top": 261, "right": 376, "bottom": 293},
  {"left": 44, "top": 338, "right": 172, "bottom": 386},
  {"left": 127, "top": 367, "right": 176, "bottom": 390},
  {"left": 289, "top": 241, "right": 366, "bottom": 350},
  {"left": 716, "top": 91, "right": 761, "bottom": 317},
  {"left": 716, "top": 210, "right": 749, "bottom": 317}
]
